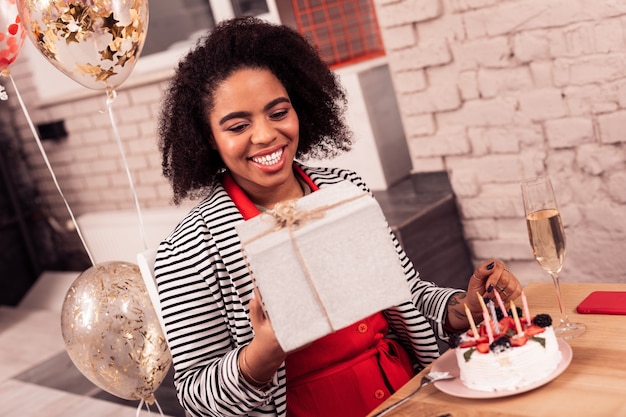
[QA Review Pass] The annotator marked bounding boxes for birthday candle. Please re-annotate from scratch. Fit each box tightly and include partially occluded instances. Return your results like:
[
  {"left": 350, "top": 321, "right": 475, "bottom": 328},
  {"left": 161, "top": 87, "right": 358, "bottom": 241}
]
[
  {"left": 521, "top": 291, "right": 531, "bottom": 325},
  {"left": 510, "top": 300, "right": 524, "bottom": 336},
  {"left": 488, "top": 300, "right": 501, "bottom": 334},
  {"left": 477, "top": 292, "right": 488, "bottom": 313},
  {"left": 464, "top": 303, "right": 479, "bottom": 339},
  {"left": 494, "top": 289, "right": 508, "bottom": 317},
  {"left": 475, "top": 293, "right": 493, "bottom": 342},
  {"left": 482, "top": 310, "right": 494, "bottom": 343}
]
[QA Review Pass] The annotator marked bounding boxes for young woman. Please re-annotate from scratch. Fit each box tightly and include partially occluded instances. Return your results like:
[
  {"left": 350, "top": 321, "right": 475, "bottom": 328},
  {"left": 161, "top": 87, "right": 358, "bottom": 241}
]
[{"left": 155, "top": 16, "right": 522, "bottom": 417}]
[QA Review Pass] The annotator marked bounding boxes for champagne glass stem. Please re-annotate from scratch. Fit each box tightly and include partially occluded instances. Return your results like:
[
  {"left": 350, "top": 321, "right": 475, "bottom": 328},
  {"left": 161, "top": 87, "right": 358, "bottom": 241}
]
[
  {"left": 549, "top": 271, "right": 586, "bottom": 339},
  {"left": 549, "top": 271, "right": 569, "bottom": 325}
]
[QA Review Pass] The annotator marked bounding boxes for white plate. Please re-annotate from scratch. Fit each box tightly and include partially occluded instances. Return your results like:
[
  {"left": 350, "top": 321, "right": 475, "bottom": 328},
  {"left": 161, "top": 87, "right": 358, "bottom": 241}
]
[{"left": 431, "top": 338, "right": 573, "bottom": 399}]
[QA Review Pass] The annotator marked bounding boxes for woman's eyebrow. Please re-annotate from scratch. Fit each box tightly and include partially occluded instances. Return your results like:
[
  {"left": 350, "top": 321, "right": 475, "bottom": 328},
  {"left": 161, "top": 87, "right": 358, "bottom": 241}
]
[
  {"left": 264, "top": 97, "right": 290, "bottom": 111},
  {"left": 218, "top": 97, "right": 291, "bottom": 125},
  {"left": 219, "top": 111, "right": 251, "bottom": 125}
]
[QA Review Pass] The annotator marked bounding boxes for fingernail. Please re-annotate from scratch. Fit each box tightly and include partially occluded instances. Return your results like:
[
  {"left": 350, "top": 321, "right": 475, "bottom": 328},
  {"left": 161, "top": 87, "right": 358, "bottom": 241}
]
[
  {"left": 483, "top": 296, "right": 490, "bottom": 304},
  {"left": 486, "top": 262, "right": 495, "bottom": 270},
  {"left": 487, "top": 284, "right": 494, "bottom": 292}
]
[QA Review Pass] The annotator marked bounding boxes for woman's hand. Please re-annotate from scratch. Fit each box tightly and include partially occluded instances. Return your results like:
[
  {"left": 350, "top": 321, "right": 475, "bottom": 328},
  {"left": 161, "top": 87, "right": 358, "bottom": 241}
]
[
  {"left": 445, "top": 259, "right": 523, "bottom": 332},
  {"left": 465, "top": 259, "right": 522, "bottom": 314},
  {"left": 239, "top": 289, "right": 286, "bottom": 388}
]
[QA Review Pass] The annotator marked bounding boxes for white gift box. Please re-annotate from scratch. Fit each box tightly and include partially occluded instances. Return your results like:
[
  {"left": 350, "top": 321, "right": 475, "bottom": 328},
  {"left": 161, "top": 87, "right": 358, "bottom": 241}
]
[{"left": 235, "top": 181, "right": 412, "bottom": 352}]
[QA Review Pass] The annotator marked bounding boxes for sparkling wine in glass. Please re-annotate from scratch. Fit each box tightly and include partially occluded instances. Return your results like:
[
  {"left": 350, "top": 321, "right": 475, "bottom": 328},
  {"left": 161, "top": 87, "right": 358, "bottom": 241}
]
[{"left": 521, "top": 176, "right": 586, "bottom": 339}]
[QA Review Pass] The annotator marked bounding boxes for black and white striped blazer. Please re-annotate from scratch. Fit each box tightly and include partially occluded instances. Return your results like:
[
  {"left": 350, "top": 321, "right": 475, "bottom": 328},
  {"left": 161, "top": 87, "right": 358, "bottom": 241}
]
[{"left": 154, "top": 164, "right": 462, "bottom": 417}]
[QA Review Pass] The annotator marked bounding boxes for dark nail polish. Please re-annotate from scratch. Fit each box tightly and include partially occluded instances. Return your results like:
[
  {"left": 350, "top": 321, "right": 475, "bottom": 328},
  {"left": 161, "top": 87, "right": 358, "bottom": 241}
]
[
  {"left": 483, "top": 296, "right": 490, "bottom": 305},
  {"left": 487, "top": 284, "right": 494, "bottom": 292},
  {"left": 486, "top": 262, "right": 495, "bottom": 270}
]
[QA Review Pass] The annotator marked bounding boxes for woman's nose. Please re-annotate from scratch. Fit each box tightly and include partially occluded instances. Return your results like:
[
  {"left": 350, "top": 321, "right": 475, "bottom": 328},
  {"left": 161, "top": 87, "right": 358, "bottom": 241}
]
[{"left": 250, "top": 120, "right": 276, "bottom": 144}]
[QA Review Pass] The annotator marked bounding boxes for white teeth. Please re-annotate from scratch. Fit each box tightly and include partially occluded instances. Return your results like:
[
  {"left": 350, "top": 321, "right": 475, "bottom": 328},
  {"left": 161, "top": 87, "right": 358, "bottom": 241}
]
[{"left": 252, "top": 149, "right": 283, "bottom": 166}]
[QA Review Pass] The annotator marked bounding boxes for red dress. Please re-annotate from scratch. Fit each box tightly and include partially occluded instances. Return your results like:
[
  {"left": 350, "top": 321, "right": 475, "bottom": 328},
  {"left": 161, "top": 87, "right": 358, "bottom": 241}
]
[
  {"left": 285, "top": 313, "right": 414, "bottom": 417},
  {"left": 223, "top": 167, "right": 415, "bottom": 417}
]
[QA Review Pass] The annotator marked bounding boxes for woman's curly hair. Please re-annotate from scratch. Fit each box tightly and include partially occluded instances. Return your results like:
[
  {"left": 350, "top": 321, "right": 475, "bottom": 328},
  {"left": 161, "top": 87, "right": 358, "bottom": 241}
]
[{"left": 158, "top": 16, "right": 353, "bottom": 204}]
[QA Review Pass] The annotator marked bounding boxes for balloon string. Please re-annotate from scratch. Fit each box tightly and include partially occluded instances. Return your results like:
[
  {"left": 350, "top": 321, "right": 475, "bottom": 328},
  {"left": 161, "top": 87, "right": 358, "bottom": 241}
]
[
  {"left": 153, "top": 398, "right": 165, "bottom": 416},
  {"left": 9, "top": 74, "right": 96, "bottom": 266},
  {"left": 135, "top": 398, "right": 165, "bottom": 416},
  {"left": 105, "top": 88, "right": 147, "bottom": 251},
  {"left": 136, "top": 399, "right": 144, "bottom": 417}
]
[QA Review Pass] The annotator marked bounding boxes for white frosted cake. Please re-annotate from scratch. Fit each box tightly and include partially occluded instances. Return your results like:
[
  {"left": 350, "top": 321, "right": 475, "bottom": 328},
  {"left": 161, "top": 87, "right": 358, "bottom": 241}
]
[{"left": 454, "top": 313, "right": 562, "bottom": 392}]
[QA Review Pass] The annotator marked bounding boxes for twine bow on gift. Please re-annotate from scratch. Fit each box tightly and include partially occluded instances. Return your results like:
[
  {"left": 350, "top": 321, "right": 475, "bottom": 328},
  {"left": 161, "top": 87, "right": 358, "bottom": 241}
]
[{"left": 267, "top": 199, "right": 325, "bottom": 230}]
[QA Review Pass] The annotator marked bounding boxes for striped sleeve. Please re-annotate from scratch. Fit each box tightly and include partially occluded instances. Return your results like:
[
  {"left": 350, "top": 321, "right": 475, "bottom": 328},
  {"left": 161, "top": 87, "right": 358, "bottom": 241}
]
[{"left": 155, "top": 192, "right": 282, "bottom": 417}]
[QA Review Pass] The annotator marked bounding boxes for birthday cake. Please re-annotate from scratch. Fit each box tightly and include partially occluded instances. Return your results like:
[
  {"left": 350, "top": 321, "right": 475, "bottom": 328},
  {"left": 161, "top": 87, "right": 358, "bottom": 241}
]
[{"left": 454, "top": 304, "right": 562, "bottom": 392}]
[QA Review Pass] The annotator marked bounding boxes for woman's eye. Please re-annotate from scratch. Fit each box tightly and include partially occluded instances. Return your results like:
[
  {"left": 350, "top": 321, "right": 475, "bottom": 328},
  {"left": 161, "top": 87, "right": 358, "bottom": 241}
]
[
  {"left": 227, "top": 122, "right": 248, "bottom": 133},
  {"left": 270, "top": 109, "right": 288, "bottom": 120}
]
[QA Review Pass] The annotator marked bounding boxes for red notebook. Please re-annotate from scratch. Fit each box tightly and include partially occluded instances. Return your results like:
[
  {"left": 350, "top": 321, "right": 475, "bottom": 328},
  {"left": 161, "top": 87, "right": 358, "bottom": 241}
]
[{"left": 576, "top": 291, "right": 626, "bottom": 315}]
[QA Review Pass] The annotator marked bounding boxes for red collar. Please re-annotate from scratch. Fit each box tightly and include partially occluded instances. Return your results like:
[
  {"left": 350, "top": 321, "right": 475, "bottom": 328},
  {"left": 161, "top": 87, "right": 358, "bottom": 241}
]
[{"left": 222, "top": 164, "right": 319, "bottom": 220}]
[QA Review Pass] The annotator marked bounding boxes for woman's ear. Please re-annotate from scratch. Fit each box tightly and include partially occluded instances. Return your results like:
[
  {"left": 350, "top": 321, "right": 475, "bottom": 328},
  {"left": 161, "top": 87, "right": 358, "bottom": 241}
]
[{"left": 209, "top": 138, "right": 217, "bottom": 150}]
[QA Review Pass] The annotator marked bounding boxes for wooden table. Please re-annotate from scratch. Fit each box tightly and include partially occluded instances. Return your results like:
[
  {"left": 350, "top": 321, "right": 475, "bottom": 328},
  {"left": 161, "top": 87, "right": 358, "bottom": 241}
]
[{"left": 367, "top": 282, "right": 626, "bottom": 417}]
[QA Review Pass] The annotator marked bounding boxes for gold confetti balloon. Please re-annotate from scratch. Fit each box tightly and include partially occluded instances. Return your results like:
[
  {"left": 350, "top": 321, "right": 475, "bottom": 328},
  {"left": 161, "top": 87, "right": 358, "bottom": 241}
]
[
  {"left": 61, "top": 261, "right": 171, "bottom": 402},
  {"left": 0, "top": 0, "right": 26, "bottom": 74},
  {"left": 17, "top": 0, "right": 148, "bottom": 91}
]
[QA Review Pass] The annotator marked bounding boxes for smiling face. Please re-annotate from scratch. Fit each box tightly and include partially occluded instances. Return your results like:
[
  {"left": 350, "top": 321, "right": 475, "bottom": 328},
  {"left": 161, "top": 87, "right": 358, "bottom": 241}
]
[{"left": 208, "top": 67, "right": 301, "bottom": 207}]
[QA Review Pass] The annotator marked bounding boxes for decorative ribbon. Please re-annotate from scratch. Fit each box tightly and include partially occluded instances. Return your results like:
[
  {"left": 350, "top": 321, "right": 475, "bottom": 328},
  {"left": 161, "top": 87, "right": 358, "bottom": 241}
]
[{"left": 241, "top": 191, "right": 369, "bottom": 334}]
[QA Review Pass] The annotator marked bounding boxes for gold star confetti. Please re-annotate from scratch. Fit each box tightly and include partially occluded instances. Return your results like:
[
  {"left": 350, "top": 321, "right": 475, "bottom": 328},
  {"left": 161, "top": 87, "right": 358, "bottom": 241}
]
[
  {"left": 95, "top": 66, "right": 118, "bottom": 82},
  {"left": 100, "top": 45, "right": 115, "bottom": 61},
  {"left": 65, "top": 30, "right": 79, "bottom": 44},
  {"left": 102, "top": 12, "right": 122, "bottom": 37}
]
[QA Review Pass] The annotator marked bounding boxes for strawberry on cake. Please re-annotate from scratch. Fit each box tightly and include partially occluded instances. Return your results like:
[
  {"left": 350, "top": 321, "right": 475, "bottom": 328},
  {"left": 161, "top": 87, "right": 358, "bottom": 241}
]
[{"left": 453, "top": 307, "right": 562, "bottom": 392}]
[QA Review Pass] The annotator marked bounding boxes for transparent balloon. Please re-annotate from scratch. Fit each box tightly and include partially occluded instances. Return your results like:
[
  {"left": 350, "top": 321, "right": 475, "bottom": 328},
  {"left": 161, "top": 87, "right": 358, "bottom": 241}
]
[
  {"left": 61, "top": 261, "right": 171, "bottom": 403},
  {"left": 0, "top": 0, "right": 26, "bottom": 74},
  {"left": 17, "top": 0, "right": 148, "bottom": 91}
]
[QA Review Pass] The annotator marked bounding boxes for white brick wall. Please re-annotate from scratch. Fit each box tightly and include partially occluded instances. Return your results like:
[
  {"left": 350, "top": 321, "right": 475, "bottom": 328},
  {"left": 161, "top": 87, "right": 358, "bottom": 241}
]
[
  {"left": 375, "top": 0, "right": 626, "bottom": 284},
  {"left": 7, "top": 0, "right": 626, "bottom": 285}
]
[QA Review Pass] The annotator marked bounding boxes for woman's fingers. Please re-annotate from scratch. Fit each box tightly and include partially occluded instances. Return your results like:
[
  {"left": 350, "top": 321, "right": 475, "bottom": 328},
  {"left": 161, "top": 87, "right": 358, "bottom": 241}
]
[
  {"left": 470, "top": 259, "right": 523, "bottom": 307},
  {"left": 469, "top": 259, "right": 501, "bottom": 294},
  {"left": 249, "top": 288, "right": 266, "bottom": 328}
]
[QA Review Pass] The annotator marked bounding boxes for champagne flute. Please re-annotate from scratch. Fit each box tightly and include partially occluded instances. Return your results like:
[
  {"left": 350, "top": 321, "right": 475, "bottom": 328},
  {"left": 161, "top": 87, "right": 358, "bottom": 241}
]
[{"left": 521, "top": 176, "right": 586, "bottom": 339}]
